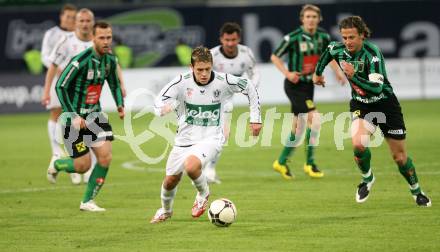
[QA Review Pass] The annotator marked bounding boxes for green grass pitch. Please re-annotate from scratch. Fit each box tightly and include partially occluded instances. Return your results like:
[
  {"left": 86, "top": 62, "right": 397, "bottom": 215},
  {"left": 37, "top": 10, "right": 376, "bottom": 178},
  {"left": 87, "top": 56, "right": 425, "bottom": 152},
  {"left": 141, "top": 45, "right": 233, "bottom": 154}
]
[{"left": 1, "top": 100, "right": 439, "bottom": 251}]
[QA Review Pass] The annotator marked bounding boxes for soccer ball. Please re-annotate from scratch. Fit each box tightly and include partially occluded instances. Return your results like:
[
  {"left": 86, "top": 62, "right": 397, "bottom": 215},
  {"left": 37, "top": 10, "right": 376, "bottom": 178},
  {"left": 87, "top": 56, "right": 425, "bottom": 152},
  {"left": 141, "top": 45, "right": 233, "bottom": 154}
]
[{"left": 208, "top": 198, "right": 237, "bottom": 227}]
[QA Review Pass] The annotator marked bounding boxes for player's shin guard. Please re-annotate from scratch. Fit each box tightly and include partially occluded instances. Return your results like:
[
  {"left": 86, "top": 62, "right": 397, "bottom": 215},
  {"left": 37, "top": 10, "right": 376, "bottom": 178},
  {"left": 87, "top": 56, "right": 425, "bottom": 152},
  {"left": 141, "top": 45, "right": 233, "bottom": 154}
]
[
  {"left": 278, "top": 132, "right": 296, "bottom": 165},
  {"left": 48, "top": 120, "right": 64, "bottom": 156},
  {"left": 161, "top": 184, "right": 177, "bottom": 212},
  {"left": 54, "top": 158, "right": 76, "bottom": 173},
  {"left": 354, "top": 148, "right": 373, "bottom": 182},
  {"left": 82, "top": 164, "right": 108, "bottom": 203},
  {"left": 398, "top": 157, "right": 421, "bottom": 195},
  {"left": 192, "top": 173, "right": 209, "bottom": 198}
]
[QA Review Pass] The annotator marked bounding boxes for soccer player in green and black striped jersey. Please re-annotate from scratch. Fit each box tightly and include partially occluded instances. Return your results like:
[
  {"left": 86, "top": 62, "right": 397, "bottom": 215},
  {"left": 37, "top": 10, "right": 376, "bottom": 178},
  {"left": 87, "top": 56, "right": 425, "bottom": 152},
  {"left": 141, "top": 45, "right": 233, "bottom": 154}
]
[
  {"left": 313, "top": 16, "right": 431, "bottom": 207},
  {"left": 271, "top": 4, "right": 345, "bottom": 180},
  {"left": 47, "top": 21, "right": 125, "bottom": 212}
]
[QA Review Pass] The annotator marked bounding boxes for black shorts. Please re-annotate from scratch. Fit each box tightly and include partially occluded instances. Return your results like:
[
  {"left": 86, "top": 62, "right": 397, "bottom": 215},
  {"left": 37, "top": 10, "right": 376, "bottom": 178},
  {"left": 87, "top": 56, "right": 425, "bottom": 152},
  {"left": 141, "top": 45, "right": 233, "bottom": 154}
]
[
  {"left": 350, "top": 94, "right": 406, "bottom": 140},
  {"left": 62, "top": 113, "right": 114, "bottom": 158},
  {"left": 284, "top": 79, "right": 316, "bottom": 116}
]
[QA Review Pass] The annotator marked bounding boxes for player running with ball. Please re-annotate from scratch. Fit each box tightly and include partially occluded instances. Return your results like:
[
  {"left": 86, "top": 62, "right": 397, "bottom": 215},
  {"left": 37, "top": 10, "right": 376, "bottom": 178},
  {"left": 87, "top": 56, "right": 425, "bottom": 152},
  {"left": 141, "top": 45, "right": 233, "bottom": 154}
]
[{"left": 150, "top": 46, "right": 262, "bottom": 223}]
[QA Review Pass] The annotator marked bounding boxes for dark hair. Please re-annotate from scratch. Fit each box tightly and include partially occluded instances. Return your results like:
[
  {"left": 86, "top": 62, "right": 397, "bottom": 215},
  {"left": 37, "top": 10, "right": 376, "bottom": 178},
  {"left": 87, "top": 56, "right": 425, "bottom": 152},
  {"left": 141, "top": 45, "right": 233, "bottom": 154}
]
[
  {"left": 339, "top": 16, "right": 371, "bottom": 38},
  {"left": 191, "top": 46, "right": 213, "bottom": 65},
  {"left": 299, "top": 4, "right": 322, "bottom": 22},
  {"left": 60, "top": 3, "right": 77, "bottom": 15},
  {"left": 93, "top": 21, "right": 112, "bottom": 35},
  {"left": 219, "top": 22, "right": 241, "bottom": 37}
]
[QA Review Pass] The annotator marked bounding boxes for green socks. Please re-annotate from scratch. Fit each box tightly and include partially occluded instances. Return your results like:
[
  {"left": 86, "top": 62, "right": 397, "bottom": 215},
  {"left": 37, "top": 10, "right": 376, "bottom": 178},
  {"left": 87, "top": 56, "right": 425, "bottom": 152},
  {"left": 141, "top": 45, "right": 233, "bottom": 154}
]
[
  {"left": 82, "top": 163, "right": 108, "bottom": 203},
  {"left": 398, "top": 157, "right": 421, "bottom": 195},
  {"left": 305, "top": 128, "right": 315, "bottom": 165},
  {"left": 354, "top": 148, "right": 373, "bottom": 182},
  {"left": 54, "top": 158, "right": 76, "bottom": 173},
  {"left": 278, "top": 132, "right": 296, "bottom": 165}
]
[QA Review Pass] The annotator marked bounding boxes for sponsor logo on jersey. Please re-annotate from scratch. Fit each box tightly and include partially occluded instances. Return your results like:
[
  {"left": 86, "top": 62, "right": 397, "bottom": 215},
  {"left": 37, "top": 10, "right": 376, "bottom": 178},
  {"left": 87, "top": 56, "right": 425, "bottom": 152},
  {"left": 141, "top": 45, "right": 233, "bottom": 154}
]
[
  {"left": 212, "top": 89, "right": 221, "bottom": 103},
  {"left": 185, "top": 102, "right": 221, "bottom": 126},
  {"left": 186, "top": 88, "right": 193, "bottom": 98},
  {"left": 305, "top": 99, "right": 315, "bottom": 109},
  {"left": 213, "top": 89, "right": 220, "bottom": 98},
  {"left": 387, "top": 129, "right": 405, "bottom": 135},
  {"left": 299, "top": 42, "right": 308, "bottom": 52},
  {"left": 352, "top": 110, "right": 361, "bottom": 119},
  {"left": 87, "top": 69, "right": 94, "bottom": 80},
  {"left": 371, "top": 56, "right": 380, "bottom": 63},
  {"left": 350, "top": 82, "right": 366, "bottom": 96},
  {"left": 75, "top": 141, "right": 87, "bottom": 153},
  {"left": 354, "top": 93, "right": 386, "bottom": 104},
  {"left": 300, "top": 41, "right": 315, "bottom": 52},
  {"left": 350, "top": 61, "right": 365, "bottom": 72},
  {"left": 328, "top": 44, "right": 335, "bottom": 51}
]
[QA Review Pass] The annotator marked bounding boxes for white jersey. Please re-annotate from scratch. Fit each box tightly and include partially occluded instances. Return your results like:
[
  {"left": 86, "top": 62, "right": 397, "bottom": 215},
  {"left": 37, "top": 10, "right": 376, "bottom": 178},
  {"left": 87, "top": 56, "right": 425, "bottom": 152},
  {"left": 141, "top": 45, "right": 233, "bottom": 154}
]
[
  {"left": 41, "top": 26, "right": 73, "bottom": 68},
  {"left": 48, "top": 33, "right": 93, "bottom": 70},
  {"left": 154, "top": 71, "right": 261, "bottom": 146},
  {"left": 211, "top": 44, "right": 260, "bottom": 88}
]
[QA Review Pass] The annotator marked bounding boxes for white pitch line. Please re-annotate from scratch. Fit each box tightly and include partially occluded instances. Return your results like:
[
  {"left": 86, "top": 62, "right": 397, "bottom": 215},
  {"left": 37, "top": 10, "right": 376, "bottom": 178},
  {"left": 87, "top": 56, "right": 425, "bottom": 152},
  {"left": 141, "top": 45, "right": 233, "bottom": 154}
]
[{"left": 0, "top": 182, "right": 139, "bottom": 195}]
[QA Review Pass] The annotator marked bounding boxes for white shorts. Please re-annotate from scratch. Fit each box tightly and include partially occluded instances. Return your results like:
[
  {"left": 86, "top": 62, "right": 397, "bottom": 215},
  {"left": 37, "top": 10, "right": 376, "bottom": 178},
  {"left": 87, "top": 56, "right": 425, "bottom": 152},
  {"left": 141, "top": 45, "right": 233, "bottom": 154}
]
[
  {"left": 165, "top": 142, "right": 221, "bottom": 176},
  {"left": 46, "top": 77, "right": 61, "bottom": 110}
]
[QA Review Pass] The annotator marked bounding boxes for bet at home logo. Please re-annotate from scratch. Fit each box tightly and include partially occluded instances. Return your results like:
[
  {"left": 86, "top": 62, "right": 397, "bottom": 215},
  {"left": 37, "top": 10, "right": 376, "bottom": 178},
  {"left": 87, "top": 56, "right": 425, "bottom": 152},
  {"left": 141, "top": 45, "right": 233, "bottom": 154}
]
[
  {"left": 105, "top": 8, "right": 204, "bottom": 67},
  {"left": 185, "top": 102, "right": 221, "bottom": 126}
]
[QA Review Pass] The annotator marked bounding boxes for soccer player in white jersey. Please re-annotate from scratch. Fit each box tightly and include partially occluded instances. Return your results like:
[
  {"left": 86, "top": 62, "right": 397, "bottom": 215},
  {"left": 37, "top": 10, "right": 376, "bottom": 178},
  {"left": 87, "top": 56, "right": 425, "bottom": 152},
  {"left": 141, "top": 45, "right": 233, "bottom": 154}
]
[
  {"left": 150, "top": 46, "right": 262, "bottom": 223},
  {"left": 40, "top": 4, "right": 76, "bottom": 181},
  {"left": 41, "top": 4, "right": 76, "bottom": 69},
  {"left": 208, "top": 22, "right": 260, "bottom": 184},
  {"left": 41, "top": 8, "right": 95, "bottom": 184}
]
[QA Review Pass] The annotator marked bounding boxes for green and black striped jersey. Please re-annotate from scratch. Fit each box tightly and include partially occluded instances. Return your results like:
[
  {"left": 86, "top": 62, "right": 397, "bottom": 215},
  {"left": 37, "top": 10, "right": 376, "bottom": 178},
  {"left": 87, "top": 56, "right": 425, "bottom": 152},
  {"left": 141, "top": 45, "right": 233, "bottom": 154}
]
[
  {"left": 56, "top": 47, "right": 124, "bottom": 118},
  {"left": 315, "top": 40, "right": 394, "bottom": 104},
  {"left": 273, "top": 27, "right": 331, "bottom": 83}
]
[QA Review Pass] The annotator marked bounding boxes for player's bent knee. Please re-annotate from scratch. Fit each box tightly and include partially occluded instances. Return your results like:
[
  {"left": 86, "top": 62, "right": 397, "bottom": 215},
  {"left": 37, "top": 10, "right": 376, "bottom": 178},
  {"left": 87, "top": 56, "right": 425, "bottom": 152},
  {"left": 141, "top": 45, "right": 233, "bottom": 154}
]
[
  {"left": 353, "top": 144, "right": 367, "bottom": 153},
  {"left": 97, "top": 153, "right": 112, "bottom": 167},
  {"left": 50, "top": 108, "right": 62, "bottom": 121},
  {"left": 184, "top": 155, "right": 202, "bottom": 173},
  {"left": 164, "top": 176, "right": 180, "bottom": 189},
  {"left": 75, "top": 161, "right": 91, "bottom": 173},
  {"left": 392, "top": 152, "right": 407, "bottom": 166}
]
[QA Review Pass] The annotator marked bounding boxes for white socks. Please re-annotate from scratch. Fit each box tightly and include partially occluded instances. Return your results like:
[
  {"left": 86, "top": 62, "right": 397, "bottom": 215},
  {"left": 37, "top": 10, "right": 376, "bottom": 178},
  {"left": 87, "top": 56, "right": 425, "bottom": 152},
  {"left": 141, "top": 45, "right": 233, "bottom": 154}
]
[
  {"left": 47, "top": 120, "right": 63, "bottom": 156},
  {"left": 192, "top": 174, "right": 209, "bottom": 198},
  {"left": 161, "top": 184, "right": 177, "bottom": 212}
]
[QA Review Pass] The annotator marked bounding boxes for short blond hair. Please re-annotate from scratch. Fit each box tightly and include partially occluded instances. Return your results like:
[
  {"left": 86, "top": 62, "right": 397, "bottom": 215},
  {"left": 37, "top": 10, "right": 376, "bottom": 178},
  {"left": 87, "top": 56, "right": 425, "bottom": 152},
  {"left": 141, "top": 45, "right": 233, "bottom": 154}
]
[
  {"left": 299, "top": 4, "right": 322, "bottom": 22},
  {"left": 191, "top": 46, "right": 212, "bottom": 65}
]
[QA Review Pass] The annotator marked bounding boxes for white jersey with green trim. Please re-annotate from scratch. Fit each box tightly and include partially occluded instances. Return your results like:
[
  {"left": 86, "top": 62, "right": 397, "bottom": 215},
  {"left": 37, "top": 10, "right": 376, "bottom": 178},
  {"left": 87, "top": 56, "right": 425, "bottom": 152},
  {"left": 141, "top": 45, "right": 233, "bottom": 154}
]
[
  {"left": 48, "top": 33, "right": 93, "bottom": 70},
  {"left": 211, "top": 44, "right": 260, "bottom": 88},
  {"left": 41, "top": 26, "right": 73, "bottom": 68},
  {"left": 154, "top": 71, "right": 261, "bottom": 146}
]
